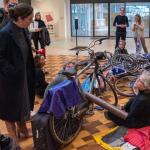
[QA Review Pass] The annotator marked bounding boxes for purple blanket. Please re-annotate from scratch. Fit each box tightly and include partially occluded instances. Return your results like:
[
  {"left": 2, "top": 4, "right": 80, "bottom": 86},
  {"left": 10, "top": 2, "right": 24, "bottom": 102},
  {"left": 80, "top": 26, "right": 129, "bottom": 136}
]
[{"left": 38, "top": 78, "right": 81, "bottom": 117}]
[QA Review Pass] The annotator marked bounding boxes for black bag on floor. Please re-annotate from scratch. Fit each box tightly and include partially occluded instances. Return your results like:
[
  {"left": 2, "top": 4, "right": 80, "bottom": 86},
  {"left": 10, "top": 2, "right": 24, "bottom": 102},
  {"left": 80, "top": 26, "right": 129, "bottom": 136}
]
[
  {"left": 0, "top": 134, "right": 20, "bottom": 150},
  {"left": 31, "top": 113, "right": 60, "bottom": 150}
]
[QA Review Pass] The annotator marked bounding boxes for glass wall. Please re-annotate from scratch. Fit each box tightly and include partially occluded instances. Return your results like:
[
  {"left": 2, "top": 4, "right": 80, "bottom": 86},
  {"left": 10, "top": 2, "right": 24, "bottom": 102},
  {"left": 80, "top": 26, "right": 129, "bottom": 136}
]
[
  {"left": 71, "top": 4, "right": 93, "bottom": 36},
  {"left": 94, "top": 3, "right": 108, "bottom": 36},
  {"left": 71, "top": 2, "right": 150, "bottom": 37}
]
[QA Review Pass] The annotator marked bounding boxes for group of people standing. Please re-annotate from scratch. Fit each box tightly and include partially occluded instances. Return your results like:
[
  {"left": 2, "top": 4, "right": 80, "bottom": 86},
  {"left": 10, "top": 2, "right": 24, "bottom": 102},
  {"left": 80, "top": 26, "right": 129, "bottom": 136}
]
[{"left": 113, "top": 7, "right": 148, "bottom": 54}]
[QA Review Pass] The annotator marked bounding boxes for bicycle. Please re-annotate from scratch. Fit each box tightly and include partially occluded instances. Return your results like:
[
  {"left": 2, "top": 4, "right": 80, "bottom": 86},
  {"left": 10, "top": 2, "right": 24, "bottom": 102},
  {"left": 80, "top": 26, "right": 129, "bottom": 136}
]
[
  {"left": 40, "top": 38, "right": 121, "bottom": 145},
  {"left": 111, "top": 53, "right": 150, "bottom": 97}
]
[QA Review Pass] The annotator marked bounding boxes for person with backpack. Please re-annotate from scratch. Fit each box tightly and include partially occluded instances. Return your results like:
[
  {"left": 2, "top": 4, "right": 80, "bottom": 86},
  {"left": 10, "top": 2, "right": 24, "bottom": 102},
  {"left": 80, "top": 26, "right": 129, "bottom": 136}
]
[
  {"left": 30, "top": 12, "right": 46, "bottom": 51},
  {"left": 34, "top": 54, "right": 48, "bottom": 98}
]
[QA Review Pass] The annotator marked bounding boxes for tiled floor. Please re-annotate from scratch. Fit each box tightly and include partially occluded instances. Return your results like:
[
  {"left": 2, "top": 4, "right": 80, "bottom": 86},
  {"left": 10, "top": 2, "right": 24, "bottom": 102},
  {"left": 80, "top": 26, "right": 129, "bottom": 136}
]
[{"left": 0, "top": 37, "right": 149, "bottom": 149}]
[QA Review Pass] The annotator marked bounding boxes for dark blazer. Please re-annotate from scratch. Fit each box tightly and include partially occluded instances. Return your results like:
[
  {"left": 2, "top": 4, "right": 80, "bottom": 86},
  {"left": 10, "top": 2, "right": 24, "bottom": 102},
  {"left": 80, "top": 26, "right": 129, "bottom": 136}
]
[
  {"left": 107, "top": 91, "right": 150, "bottom": 128},
  {"left": 0, "top": 21, "right": 35, "bottom": 122}
]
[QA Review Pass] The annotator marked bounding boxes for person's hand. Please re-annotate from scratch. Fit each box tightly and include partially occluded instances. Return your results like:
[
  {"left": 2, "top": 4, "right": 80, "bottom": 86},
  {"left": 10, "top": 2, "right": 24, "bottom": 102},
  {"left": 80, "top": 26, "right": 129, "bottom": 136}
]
[
  {"left": 120, "top": 24, "right": 126, "bottom": 28},
  {"left": 134, "top": 23, "right": 138, "bottom": 29},
  {"left": 35, "top": 28, "right": 42, "bottom": 32},
  {"left": 117, "top": 24, "right": 121, "bottom": 27},
  {"left": 35, "top": 28, "right": 40, "bottom": 32}
]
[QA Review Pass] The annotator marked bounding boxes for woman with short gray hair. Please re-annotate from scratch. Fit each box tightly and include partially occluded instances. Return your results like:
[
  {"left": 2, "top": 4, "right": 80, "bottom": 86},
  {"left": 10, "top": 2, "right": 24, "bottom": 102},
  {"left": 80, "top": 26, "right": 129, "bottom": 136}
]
[{"left": 105, "top": 70, "right": 150, "bottom": 128}]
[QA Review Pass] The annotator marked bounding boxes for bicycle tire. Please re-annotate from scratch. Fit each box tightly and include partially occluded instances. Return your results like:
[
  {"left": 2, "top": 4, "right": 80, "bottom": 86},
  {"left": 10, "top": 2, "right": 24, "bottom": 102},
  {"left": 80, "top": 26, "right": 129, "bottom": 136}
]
[
  {"left": 111, "top": 54, "right": 140, "bottom": 74},
  {"left": 94, "top": 74, "right": 118, "bottom": 105},
  {"left": 114, "top": 75, "right": 137, "bottom": 97},
  {"left": 44, "top": 73, "right": 82, "bottom": 145},
  {"left": 49, "top": 112, "right": 82, "bottom": 145},
  {"left": 123, "top": 55, "right": 140, "bottom": 73}
]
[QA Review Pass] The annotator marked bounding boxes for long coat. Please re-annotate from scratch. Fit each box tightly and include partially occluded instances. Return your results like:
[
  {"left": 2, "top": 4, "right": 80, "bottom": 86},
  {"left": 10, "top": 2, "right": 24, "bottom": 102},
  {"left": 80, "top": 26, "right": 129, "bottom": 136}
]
[{"left": 0, "top": 21, "right": 35, "bottom": 122}]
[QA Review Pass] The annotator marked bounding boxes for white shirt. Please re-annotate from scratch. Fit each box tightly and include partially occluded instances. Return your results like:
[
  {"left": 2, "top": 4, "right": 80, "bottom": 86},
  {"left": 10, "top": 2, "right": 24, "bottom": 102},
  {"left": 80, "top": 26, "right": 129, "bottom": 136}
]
[{"left": 29, "top": 21, "right": 39, "bottom": 32}]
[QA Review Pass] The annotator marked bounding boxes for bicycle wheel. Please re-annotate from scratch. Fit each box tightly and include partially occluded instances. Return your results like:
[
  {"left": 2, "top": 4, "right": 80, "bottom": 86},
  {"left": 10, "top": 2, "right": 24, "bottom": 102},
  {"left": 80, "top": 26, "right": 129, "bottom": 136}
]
[
  {"left": 123, "top": 55, "right": 139, "bottom": 73},
  {"left": 114, "top": 75, "right": 137, "bottom": 97},
  {"left": 94, "top": 74, "right": 118, "bottom": 105},
  {"left": 49, "top": 112, "right": 82, "bottom": 145}
]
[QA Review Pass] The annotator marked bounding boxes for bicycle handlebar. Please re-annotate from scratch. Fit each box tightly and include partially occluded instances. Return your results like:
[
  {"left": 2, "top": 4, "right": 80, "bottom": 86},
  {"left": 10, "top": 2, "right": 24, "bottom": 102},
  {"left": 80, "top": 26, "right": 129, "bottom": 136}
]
[
  {"left": 76, "top": 37, "right": 109, "bottom": 56},
  {"left": 94, "top": 37, "right": 109, "bottom": 44}
]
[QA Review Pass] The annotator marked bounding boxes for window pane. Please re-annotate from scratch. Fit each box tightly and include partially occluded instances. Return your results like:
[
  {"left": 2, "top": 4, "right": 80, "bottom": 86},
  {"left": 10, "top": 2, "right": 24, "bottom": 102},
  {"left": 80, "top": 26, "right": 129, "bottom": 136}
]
[
  {"left": 71, "top": 4, "right": 93, "bottom": 36},
  {"left": 94, "top": 3, "right": 108, "bottom": 36}
]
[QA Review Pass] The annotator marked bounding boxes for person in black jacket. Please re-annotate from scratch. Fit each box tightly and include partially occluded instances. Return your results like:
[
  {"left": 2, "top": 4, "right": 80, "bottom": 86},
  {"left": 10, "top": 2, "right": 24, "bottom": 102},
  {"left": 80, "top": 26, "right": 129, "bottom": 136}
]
[
  {"left": 113, "top": 7, "right": 129, "bottom": 48},
  {"left": 105, "top": 70, "right": 150, "bottom": 128},
  {"left": 31, "top": 12, "right": 46, "bottom": 50},
  {"left": 35, "top": 54, "right": 48, "bottom": 98}
]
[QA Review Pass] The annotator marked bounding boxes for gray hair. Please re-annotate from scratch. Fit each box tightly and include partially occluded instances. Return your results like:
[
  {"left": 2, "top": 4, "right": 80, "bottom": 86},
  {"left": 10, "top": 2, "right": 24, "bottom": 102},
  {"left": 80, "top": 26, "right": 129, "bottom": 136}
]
[{"left": 140, "top": 70, "right": 150, "bottom": 89}]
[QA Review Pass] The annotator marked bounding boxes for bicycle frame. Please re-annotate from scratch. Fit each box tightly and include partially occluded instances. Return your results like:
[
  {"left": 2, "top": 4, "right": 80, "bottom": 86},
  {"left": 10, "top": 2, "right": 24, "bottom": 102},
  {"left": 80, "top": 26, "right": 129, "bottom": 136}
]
[{"left": 46, "top": 38, "right": 128, "bottom": 145}]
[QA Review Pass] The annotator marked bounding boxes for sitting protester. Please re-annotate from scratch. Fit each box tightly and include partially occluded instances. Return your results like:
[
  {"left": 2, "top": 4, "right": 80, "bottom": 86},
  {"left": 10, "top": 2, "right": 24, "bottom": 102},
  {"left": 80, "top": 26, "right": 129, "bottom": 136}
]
[
  {"left": 114, "top": 40, "right": 128, "bottom": 55},
  {"left": 105, "top": 70, "right": 150, "bottom": 128},
  {"left": 35, "top": 54, "right": 48, "bottom": 98}
]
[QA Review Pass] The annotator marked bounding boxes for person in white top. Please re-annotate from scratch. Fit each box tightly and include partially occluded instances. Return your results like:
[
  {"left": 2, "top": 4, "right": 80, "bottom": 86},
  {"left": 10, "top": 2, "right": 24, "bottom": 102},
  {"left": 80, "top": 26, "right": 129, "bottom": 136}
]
[{"left": 132, "top": 14, "right": 148, "bottom": 53}]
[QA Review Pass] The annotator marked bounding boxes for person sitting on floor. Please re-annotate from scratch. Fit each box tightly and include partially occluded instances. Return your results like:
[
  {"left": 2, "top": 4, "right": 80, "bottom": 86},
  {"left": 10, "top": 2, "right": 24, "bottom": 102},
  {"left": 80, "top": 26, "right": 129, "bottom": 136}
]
[
  {"left": 114, "top": 40, "right": 128, "bottom": 55},
  {"left": 105, "top": 70, "right": 150, "bottom": 128},
  {"left": 35, "top": 54, "right": 48, "bottom": 98}
]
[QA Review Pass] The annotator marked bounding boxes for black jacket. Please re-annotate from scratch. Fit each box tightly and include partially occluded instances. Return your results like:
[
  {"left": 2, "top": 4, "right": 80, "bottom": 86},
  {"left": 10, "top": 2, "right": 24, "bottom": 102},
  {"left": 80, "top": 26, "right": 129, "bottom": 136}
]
[
  {"left": 107, "top": 91, "right": 150, "bottom": 128},
  {"left": 113, "top": 15, "right": 129, "bottom": 33},
  {"left": 0, "top": 10, "right": 10, "bottom": 30}
]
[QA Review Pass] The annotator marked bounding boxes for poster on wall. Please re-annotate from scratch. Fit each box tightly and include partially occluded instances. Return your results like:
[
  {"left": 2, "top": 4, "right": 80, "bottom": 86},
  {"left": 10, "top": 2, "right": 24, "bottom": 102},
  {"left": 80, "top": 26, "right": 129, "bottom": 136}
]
[{"left": 42, "top": 12, "right": 54, "bottom": 35}]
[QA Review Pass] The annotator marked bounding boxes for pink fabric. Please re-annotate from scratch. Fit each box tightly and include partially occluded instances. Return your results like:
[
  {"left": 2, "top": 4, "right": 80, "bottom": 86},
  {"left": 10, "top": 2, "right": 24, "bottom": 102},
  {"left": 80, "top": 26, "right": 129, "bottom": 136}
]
[
  {"left": 36, "top": 48, "right": 45, "bottom": 56},
  {"left": 124, "top": 126, "right": 150, "bottom": 150}
]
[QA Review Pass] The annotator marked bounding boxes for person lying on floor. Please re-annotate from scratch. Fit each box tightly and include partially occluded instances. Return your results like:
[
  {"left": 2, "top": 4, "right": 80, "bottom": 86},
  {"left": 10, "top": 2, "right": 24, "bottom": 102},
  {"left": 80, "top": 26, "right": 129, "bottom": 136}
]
[
  {"left": 35, "top": 54, "right": 48, "bottom": 98},
  {"left": 105, "top": 70, "right": 150, "bottom": 128}
]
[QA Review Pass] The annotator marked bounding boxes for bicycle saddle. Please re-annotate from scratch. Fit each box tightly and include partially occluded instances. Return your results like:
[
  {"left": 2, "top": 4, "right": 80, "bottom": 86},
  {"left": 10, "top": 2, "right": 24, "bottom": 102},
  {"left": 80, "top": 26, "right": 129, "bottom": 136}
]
[
  {"left": 61, "top": 66, "right": 77, "bottom": 77},
  {"left": 95, "top": 52, "right": 106, "bottom": 60}
]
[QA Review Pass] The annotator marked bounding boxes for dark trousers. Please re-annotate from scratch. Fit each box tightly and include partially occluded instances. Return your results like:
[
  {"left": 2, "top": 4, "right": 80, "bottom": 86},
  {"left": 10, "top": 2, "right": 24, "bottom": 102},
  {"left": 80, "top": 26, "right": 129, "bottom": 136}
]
[
  {"left": 106, "top": 111, "right": 146, "bottom": 128},
  {"left": 36, "top": 82, "right": 48, "bottom": 98},
  {"left": 32, "top": 33, "right": 45, "bottom": 50},
  {"left": 115, "top": 32, "right": 126, "bottom": 48}
]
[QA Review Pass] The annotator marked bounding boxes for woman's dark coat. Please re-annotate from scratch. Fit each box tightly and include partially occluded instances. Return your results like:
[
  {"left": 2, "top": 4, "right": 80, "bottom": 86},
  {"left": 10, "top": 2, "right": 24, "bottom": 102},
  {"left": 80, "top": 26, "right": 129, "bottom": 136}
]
[{"left": 0, "top": 22, "right": 35, "bottom": 122}]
